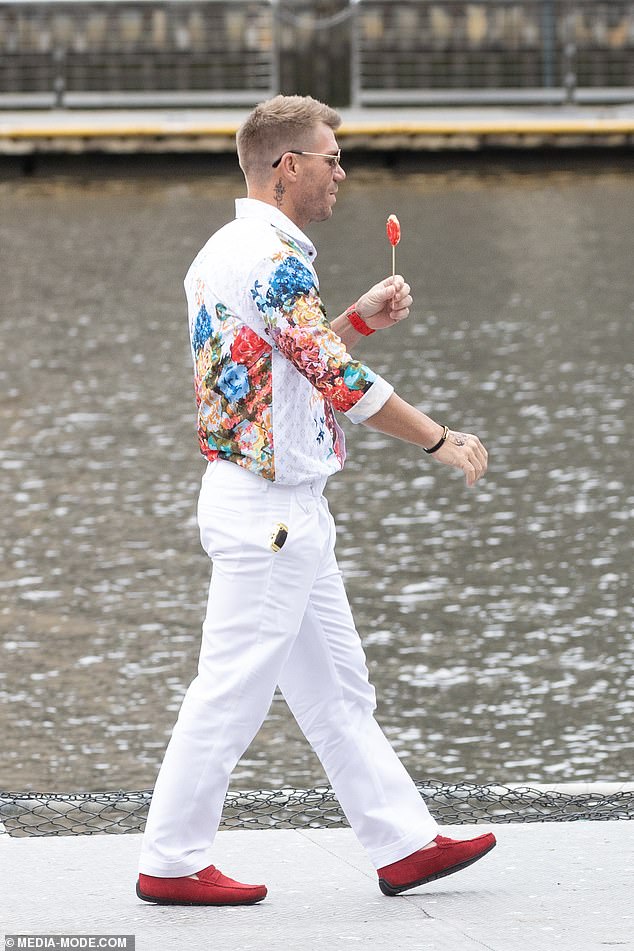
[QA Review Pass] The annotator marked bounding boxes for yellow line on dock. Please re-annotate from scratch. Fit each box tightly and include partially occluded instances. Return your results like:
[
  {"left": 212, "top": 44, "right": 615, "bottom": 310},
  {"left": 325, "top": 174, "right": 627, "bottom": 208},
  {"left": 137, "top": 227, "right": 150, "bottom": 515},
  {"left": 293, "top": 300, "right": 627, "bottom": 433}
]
[
  {"left": 0, "top": 123, "right": 239, "bottom": 139},
  {"left": 2, "top": 119, "right": 634, "bottom": 140},
  {"left": 340, "top": 119, "right": 634, "bottom": 135}
]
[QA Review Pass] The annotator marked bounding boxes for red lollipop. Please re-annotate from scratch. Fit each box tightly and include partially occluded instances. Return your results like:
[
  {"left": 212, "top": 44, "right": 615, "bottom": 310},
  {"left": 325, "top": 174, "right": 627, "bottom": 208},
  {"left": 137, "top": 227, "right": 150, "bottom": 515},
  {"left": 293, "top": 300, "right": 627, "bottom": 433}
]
[{"left": 386, "top": 214, "right": 401, "bottom": 277}]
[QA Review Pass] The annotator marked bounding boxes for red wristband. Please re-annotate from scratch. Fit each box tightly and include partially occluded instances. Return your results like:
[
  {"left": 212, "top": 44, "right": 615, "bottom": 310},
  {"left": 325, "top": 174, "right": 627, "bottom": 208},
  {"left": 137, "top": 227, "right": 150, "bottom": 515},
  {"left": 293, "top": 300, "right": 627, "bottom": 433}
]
[{"left": 345, "top": 305, "right": 375, "bottom": 337}]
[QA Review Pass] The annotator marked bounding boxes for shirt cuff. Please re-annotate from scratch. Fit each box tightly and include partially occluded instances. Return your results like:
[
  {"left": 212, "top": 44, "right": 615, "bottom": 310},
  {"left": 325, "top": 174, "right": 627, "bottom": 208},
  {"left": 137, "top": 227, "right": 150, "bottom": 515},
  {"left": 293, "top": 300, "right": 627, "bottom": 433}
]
[{"left": 344, "top": 375, "right": 394, "bottom": 424}]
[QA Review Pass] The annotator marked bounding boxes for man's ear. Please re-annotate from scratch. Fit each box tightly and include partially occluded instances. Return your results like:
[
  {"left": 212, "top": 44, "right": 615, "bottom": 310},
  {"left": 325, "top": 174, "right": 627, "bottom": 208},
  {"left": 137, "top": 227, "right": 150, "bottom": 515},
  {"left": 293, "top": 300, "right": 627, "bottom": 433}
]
[{"left": 277, "top": 152, "right": 299, "bottom": 180}]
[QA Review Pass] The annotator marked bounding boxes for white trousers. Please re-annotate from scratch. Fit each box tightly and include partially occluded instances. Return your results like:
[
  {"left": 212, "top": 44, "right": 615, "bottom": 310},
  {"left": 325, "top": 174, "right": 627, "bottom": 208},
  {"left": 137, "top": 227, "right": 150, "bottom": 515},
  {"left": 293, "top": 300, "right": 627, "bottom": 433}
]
[{"left": 139, "top": 460, "right": 438, "bottom": 877}]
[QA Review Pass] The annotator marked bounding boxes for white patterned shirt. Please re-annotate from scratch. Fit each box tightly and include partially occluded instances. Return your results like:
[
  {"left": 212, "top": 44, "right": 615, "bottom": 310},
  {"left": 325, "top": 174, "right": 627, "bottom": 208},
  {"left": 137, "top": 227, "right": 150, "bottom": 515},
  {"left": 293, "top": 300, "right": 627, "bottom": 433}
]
[{"left": 184, "top": 198, "right": 393, "bottom": 485}]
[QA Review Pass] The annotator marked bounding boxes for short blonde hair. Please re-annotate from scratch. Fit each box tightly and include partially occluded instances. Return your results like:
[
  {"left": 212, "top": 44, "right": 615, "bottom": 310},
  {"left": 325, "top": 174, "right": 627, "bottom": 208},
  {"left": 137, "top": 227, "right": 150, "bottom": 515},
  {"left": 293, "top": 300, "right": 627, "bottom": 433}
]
[{"left": 237, "top": 94, "right": 341, "bottom": 182}]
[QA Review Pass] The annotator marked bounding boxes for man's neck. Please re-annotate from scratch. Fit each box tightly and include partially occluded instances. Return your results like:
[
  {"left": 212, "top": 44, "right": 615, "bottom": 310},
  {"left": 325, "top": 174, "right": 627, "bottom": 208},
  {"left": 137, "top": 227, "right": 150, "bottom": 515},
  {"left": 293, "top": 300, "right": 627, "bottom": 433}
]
[{"left": 247, "top": 186, "right": 305, "bottom": 231}]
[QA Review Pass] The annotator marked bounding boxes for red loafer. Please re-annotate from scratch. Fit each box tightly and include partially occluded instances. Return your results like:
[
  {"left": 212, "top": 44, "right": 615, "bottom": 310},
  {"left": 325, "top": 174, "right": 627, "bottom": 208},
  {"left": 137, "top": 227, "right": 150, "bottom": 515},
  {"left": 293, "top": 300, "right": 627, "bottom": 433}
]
[
  {"left": 136, "top": 864, "right": 267, "bottom": 905},
  {"left": 378, "top": 832, "right": 496, "bottom": 895}
]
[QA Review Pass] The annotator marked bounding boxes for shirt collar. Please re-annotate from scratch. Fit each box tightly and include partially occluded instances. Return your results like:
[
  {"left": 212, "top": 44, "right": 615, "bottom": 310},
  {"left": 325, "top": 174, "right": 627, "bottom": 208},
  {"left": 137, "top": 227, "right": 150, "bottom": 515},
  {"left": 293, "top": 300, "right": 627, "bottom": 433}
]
[{"left": 235, "top": 198, "right": 317, "bottom": 263}]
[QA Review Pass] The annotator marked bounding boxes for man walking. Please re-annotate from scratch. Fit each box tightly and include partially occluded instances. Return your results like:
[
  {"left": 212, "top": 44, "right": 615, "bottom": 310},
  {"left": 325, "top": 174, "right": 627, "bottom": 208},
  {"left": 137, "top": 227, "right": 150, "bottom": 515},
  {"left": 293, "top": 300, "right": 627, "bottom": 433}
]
[{"left": 137, "top": 95, "right": 494, "bottom": 906}]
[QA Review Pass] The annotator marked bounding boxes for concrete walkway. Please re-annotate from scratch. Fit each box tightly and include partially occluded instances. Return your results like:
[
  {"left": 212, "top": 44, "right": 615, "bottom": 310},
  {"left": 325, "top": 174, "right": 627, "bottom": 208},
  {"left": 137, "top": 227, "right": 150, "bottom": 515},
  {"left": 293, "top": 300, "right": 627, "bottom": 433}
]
[
  {"left": 1, "top": 103, "right": 634, "bottom": 154},
  {"left": 1, "top": 822, "right": 632, "bottom": 950}
]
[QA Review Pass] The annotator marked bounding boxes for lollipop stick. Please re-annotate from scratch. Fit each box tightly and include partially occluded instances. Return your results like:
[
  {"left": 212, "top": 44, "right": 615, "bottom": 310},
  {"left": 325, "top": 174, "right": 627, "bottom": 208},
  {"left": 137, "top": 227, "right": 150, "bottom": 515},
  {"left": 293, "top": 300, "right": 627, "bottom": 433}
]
[{"left": 386, "top": 214, "right": 401, "bottom": 281}]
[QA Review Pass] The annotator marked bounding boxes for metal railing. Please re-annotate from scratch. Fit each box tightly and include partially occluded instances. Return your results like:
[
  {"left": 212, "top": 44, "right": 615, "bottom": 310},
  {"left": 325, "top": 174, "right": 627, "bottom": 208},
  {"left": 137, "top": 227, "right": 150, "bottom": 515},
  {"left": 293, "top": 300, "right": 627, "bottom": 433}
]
[
  {"left": 0, "top": 0, "right": 278, "bottom": 108},
  {"left": 0, "top": 1, "right": 633, "bottom": 109},
  {"left": 351, "top": 0, "right": 634, "bottom": 106}
]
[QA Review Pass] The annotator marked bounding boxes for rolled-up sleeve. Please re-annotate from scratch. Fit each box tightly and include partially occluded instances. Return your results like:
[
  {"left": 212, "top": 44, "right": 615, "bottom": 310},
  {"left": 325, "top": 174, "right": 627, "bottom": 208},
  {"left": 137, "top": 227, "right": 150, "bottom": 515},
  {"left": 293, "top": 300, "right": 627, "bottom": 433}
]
[
  {"left": 249, "top": 252, "right": 392, "bottom": 422},
  {"left": 343, "top": 374, "right": 393, "bottom": 423}
]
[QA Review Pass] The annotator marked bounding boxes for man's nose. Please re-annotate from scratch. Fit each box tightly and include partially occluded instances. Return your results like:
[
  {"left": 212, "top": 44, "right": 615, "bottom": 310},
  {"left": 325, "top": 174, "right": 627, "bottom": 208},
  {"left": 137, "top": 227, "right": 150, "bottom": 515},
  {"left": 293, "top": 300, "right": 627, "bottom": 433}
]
[{"left": 334, "top": 163, "right": 346, "bottom": 181}]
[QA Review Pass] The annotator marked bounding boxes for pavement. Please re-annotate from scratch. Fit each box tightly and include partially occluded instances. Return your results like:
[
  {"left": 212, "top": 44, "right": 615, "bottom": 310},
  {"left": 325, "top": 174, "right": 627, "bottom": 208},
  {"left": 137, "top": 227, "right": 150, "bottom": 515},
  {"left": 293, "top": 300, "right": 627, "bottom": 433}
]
[
  {"left": 1, "top": 103, "right": 634, "bottom": 154},
  {"left": 1, "top": 821, "right": 632, "bottom": 951}
]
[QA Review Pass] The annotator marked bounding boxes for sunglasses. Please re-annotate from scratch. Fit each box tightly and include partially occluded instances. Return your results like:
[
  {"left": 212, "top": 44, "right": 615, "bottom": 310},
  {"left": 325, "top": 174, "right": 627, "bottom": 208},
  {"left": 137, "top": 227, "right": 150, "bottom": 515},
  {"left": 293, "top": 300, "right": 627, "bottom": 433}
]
[{"left": 271, "top": 149, "right": 342, "bottom": 169}]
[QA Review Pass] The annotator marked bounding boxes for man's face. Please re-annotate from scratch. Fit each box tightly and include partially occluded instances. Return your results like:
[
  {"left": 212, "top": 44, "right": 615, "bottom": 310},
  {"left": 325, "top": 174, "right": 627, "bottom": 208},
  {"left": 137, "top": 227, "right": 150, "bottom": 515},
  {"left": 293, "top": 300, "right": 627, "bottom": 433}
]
[{"left": 293, "top": 124, "right": 346, "bottom": 227}]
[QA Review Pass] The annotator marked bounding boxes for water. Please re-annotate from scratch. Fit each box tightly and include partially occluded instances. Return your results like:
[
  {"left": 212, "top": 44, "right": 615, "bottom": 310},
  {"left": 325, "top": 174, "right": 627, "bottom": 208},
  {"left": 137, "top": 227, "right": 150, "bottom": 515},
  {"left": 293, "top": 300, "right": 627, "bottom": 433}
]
[{"left": 0, "top": 159, "right": 632, "bottom": 793}]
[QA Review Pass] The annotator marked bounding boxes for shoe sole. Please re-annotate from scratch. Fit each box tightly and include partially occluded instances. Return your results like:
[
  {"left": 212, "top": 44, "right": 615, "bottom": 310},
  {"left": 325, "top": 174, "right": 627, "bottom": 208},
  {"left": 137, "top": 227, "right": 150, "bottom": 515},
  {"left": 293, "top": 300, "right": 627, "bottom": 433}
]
[
  {"left": 378, "top": 840, "right": 496, "bottom": 896},
  {"left": 136, "top": 881, "right": 266, "bottom": 906}
]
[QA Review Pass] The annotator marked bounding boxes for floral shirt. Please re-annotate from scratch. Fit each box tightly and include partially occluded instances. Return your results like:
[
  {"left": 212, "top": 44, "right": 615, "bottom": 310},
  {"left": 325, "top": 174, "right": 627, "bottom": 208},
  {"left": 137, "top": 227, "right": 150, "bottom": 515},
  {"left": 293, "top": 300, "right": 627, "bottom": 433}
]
[{"left": 184, "top": 198, "right": 393, "bottom": 485}]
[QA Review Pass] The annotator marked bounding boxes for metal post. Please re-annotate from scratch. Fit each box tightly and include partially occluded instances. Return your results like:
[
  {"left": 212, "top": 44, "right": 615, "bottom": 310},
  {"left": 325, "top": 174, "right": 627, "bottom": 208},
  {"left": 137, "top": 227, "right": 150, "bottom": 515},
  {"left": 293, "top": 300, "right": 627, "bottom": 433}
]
[
  {"left": 53, "top": 45, "right": 65, "bottom": 109},
  {"left": 562, "top": 2, "right": 577, "bottom": 104},
  {"left": 349, "top": 0, "right": 361, "bottom": 107},
  {"left": 541, "top": 0, "right": 556, "bottom": 88},
  {"left": 270, "top": 0, "right": 281, "bottom": 95}
]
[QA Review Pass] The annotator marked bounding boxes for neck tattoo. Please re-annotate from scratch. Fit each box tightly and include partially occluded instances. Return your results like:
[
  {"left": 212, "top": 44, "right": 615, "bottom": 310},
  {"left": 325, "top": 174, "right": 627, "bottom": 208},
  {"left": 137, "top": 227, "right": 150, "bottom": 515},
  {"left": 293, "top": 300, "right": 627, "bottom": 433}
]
[{"left": 273, "top": 179, "right": 286, "bottom": 209}]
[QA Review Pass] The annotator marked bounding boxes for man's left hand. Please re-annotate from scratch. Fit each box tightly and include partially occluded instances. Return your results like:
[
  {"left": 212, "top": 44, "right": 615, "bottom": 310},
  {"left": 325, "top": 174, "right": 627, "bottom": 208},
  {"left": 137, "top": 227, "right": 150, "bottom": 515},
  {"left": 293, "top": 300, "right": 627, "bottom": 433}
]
[{"left": 356, "top": 276, "right": 412, "bottom": 331}]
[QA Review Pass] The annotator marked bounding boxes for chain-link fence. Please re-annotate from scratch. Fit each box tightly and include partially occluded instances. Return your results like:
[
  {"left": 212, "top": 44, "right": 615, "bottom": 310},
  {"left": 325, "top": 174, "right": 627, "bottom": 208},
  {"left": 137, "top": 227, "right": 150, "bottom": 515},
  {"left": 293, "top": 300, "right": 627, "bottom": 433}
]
[{"left": 2, "top": 782, "right": 633, "bottom": 837}]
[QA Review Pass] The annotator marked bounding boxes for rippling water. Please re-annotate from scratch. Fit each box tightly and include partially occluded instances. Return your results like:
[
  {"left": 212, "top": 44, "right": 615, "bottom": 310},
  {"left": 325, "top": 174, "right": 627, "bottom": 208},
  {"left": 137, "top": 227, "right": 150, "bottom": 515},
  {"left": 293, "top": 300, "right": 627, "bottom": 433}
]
[{"left": 0, "top": 159, "right": 632, "bottom": 792}]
